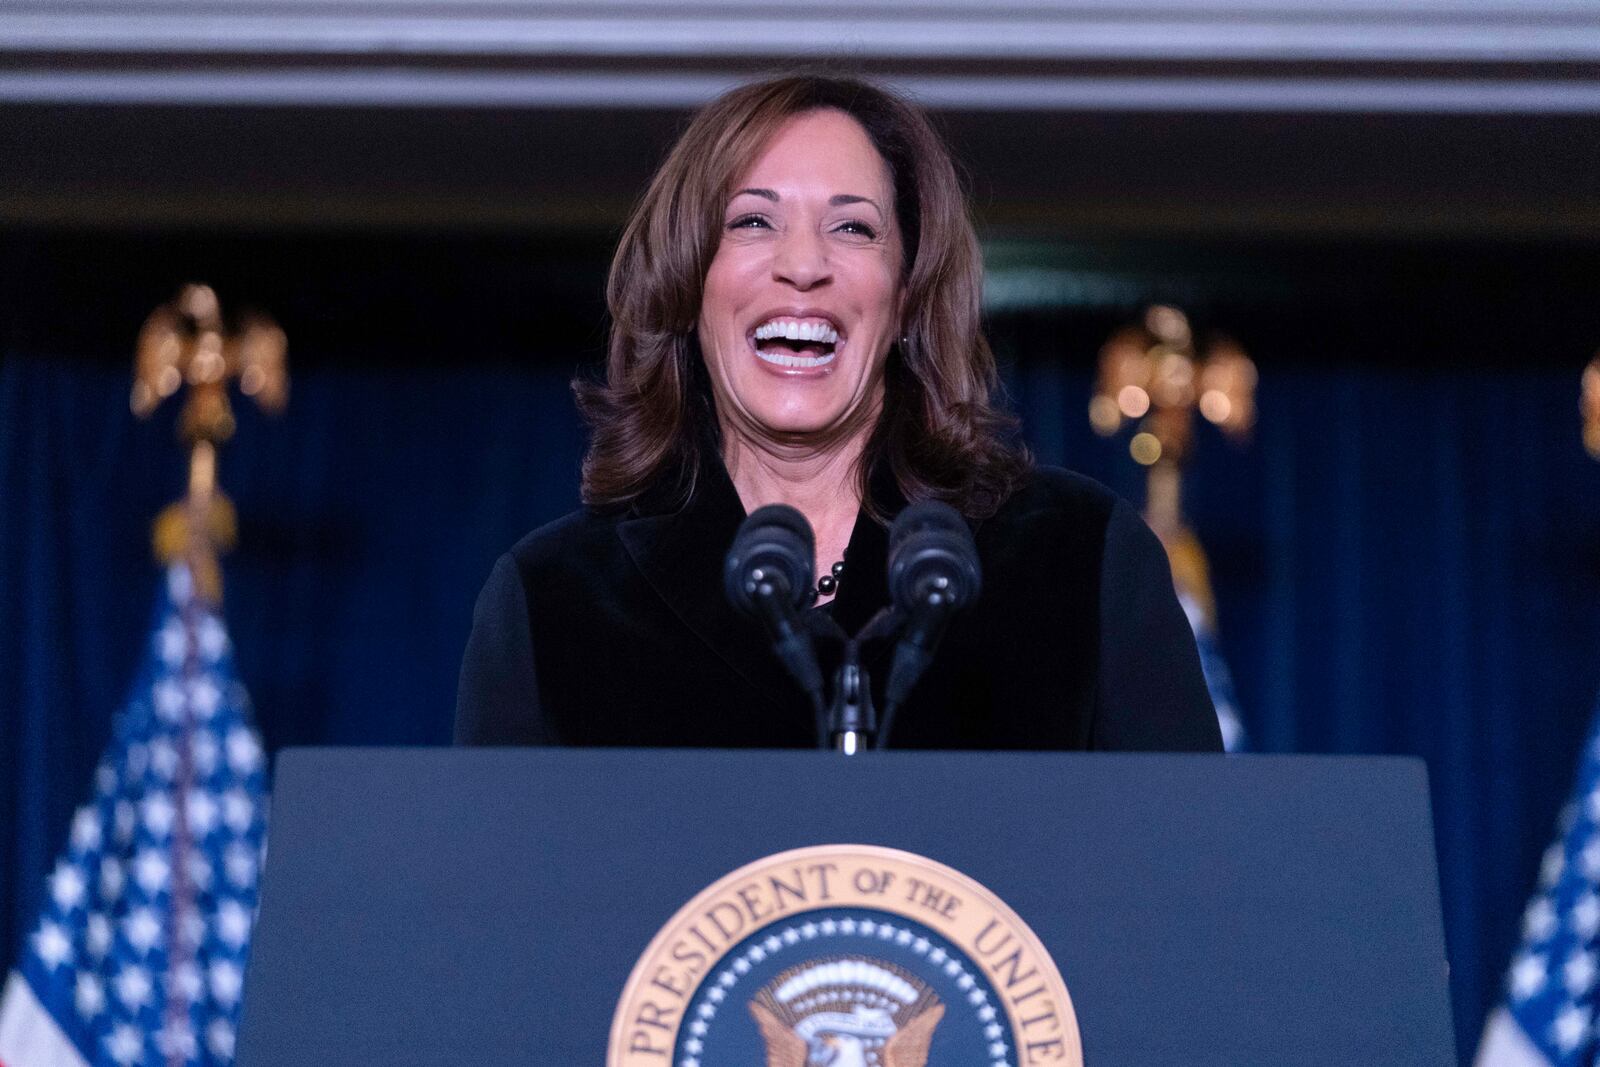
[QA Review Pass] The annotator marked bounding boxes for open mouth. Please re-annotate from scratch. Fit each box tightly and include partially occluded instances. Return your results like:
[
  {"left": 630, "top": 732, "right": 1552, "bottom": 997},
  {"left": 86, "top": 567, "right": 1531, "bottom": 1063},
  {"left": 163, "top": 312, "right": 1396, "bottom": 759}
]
[{"left": 751, "top": 317, "right": 840, "bottom": 369}]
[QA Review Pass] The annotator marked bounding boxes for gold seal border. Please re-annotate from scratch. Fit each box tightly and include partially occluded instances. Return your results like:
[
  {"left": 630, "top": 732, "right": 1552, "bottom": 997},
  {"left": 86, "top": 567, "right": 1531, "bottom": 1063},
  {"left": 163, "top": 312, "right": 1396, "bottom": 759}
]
[{"left": 607, "top": 843, "right": 1082, "bottom": 1067}]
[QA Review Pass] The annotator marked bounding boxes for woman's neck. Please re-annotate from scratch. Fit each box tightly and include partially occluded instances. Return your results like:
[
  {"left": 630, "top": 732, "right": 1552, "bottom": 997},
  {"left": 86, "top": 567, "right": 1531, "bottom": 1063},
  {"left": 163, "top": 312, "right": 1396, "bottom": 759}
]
[{"left": 722, "top": 431, "right": 866, "bottom": 585}]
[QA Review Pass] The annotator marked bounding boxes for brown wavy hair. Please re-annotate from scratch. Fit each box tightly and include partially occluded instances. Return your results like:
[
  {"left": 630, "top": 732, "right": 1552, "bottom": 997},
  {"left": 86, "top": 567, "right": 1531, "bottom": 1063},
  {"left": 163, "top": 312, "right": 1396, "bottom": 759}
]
[{"left": 575, "top": 73, "right": 1031, "bottom": 520}]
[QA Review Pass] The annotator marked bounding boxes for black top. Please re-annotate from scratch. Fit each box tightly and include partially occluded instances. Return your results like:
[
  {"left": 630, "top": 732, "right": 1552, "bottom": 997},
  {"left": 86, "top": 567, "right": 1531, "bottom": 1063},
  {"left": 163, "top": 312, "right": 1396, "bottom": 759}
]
[{"left": 455, "top": 459, "right": 1222, "bottom": 752}]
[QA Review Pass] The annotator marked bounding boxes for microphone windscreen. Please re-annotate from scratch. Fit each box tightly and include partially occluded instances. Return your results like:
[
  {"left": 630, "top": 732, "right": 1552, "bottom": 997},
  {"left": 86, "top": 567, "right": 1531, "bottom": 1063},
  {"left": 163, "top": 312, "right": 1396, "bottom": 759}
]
[
  {"left": 724, "top": 504, "right": 816, "bottom": 615},
  {"left": 888, "top": 500, "right": 981, "bottom": 609}
]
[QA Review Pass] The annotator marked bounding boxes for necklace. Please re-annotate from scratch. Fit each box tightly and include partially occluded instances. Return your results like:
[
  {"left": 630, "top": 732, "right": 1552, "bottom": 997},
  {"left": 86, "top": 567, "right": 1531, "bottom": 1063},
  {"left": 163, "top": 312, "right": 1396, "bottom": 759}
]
[{"left": 816, "top": 560, "right": 845, "bottom": 598}]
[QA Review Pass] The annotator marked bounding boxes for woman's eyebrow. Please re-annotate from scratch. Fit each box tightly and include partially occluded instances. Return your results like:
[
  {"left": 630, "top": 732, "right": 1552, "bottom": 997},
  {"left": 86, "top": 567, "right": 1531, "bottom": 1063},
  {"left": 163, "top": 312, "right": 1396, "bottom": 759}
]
[{"left": 729, "top": 189, "right": 883, "bottom": 215}]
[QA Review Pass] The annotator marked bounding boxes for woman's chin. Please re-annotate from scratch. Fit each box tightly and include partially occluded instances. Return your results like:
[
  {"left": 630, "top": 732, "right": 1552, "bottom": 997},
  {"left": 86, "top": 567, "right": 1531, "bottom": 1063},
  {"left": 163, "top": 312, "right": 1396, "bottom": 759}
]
[
  {"left": 742, "top": 404, "right": 861, "bottom": 441},
  {"left": 731, "top": 385, "right": 854, "bottom": 436},
  {"left": 756, "top": 417, "right": 847, "bottom": 440},
  {"left": 719, "top": 372, "right": 878, "bottom": 444}
]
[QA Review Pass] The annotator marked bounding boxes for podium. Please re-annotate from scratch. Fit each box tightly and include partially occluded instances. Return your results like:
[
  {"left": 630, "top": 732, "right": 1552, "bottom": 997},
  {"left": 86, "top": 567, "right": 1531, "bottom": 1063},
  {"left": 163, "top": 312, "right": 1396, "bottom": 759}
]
[{"left": 237, "top": 749, "right": 1456, "bottom": 1066}]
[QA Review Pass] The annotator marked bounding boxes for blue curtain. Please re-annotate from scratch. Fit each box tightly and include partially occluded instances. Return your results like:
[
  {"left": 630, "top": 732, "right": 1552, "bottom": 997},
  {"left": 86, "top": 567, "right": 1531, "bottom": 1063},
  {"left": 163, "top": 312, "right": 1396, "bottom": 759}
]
[
  {"left": 5, "top": 344, "right": 1599, "bottom": 1062},
  {"left": 1011, "top": 354, "right": 1600, "bottom": 1058},
  {"left": 0, "top": 351, "right": 587, "bottom": 991}
]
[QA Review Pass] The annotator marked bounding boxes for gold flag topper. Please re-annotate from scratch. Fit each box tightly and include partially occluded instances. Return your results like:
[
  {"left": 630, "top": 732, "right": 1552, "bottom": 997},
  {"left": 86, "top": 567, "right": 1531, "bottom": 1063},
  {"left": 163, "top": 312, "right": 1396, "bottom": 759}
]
[
  {"left": 1089, "top": 305, "right": 1256, "bottom": 466},
  {"left": 132, "top": 283, "right": 288, "bottom": 603},
  {"left": 1584, "top": 353, "right": 1600, "bottom": 461}
]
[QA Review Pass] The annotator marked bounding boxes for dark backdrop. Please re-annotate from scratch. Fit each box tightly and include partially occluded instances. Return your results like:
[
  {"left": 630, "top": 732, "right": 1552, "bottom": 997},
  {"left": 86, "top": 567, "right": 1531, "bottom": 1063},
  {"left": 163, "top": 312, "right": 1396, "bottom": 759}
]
[{"left": 3, "top": 230, "right": 1599, "bottom": 1062}]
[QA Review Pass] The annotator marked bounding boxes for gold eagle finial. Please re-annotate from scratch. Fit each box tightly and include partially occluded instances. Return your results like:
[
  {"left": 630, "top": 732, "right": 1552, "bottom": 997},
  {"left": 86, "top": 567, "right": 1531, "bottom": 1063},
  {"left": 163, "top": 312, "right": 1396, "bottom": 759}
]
[{"left": 132, "top": 283, "right": 288, "bottom": 603}]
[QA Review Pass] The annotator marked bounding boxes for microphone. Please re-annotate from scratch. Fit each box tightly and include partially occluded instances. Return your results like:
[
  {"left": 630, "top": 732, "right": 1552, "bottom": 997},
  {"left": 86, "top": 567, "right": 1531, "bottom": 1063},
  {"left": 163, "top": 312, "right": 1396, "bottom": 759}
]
[
  {"left": 724, "top": 505, "right": 826, "bottom": 720},
  {"left": 881, "top": 501, "right": 982, "bottom": 744}
]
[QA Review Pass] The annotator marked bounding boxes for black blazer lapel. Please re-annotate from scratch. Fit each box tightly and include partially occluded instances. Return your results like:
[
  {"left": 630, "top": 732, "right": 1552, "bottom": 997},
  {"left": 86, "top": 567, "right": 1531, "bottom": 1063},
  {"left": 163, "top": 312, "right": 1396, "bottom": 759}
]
[{"left": 615, "top": 459, "right": 803, "bottom": 705}]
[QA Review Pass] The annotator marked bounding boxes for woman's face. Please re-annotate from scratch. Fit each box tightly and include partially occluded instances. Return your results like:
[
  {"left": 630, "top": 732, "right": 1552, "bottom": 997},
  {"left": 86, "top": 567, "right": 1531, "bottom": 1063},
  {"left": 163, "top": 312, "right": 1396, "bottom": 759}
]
[{"left": 698, "top": 108, "right": 905, "bottom": 448}]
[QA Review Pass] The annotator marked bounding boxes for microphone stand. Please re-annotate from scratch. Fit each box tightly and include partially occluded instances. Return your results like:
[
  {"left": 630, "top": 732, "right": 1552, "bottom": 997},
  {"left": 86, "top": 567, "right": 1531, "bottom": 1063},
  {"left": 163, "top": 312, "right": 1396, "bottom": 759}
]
[
  {"left": 829, "top": 641, "right": 874, "bottom": 755},
  {"left": 813, "top": 608, "right": 899, "bottom": 756},
  {"left": 736, "top": 500, "right": 976, "bottom": 755},
  {"left": 748, "top": 576, "right": 827, "bottom": 736},
  {"left": 876, "top": 591, "right": 952, "bottom": 751}
]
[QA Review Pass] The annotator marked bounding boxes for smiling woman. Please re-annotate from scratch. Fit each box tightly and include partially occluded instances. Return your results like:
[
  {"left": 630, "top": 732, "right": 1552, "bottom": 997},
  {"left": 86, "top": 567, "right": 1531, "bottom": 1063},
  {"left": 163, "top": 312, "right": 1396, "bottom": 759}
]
[
  {"left": 454, "top": 74, "right": 1223, "bottom": 753},
  {"left": 698, "top": 108, "right": 910, "bottom": 576}
]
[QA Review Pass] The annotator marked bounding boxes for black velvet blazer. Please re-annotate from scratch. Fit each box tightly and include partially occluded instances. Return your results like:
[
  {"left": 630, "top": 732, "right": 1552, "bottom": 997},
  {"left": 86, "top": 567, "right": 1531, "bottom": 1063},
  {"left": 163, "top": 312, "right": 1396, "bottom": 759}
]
[{"left": 455, "top": 460, "right": 1222, "bottom": 752}]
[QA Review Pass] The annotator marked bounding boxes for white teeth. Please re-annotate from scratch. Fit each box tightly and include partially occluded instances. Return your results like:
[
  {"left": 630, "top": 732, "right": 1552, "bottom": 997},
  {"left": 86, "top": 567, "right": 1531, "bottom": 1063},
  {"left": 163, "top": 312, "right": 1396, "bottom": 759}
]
[
  {"left": 753, "top": 318, "right": 840, "bottom": 345},
  {"left": 756, "top": 349, "right": 836, "bottom": 369}
]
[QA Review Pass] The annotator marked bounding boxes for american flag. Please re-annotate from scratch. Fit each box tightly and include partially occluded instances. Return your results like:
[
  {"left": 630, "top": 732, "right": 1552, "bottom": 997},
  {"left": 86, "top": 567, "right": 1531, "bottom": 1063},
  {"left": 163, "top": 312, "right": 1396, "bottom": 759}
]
[
  {"left": 1177, "top": 591, "right": 1249, "bottom": 753},
  {"left": 1478, "top": 692, "right": 1600, "bottom": 1066},
  {"left": 0, "top": 566, "right": 268, "bottom": 1067}
]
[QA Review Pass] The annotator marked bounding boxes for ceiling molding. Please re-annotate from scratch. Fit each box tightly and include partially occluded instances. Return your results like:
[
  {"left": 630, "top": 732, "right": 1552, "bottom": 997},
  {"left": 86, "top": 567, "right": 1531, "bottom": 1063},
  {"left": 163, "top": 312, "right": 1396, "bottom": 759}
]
[
  {"left": 1, "top": 69, "right": 1599, "bottom": 113},
  {"left": 4, "top": 2, "right": 1599, "bottom": 61},
  {"left": 2, "top": 1, "right": 1599, "bottom": 111}
]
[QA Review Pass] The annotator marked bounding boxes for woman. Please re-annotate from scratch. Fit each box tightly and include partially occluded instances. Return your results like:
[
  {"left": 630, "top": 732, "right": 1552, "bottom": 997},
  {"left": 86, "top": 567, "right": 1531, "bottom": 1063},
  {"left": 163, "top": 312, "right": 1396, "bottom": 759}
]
[{"left": 456, "top": 74, "right": 1221, "bottom": 752}]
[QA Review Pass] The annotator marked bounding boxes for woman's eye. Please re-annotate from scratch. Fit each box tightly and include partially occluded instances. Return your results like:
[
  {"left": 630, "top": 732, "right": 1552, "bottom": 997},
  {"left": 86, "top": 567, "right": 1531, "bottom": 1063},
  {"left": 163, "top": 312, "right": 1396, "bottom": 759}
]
[
  {"left": 836, "top": 220, "right": 878, "bottom": 239},
  {"left": 728, "top": 214, "right": 770, "bottom": 230}
]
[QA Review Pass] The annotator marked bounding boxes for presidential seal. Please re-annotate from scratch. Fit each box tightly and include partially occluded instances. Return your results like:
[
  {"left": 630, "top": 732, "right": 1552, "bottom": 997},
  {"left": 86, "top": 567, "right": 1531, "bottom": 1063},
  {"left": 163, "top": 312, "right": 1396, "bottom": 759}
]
[{"left": 608, "top": 845, "right": 1081, "bottom": 1067}]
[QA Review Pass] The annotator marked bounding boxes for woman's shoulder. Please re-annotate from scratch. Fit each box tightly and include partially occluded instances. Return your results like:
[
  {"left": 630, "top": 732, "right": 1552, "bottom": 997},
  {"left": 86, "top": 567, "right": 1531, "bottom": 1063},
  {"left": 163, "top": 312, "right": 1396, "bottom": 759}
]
[
  {"left": 500, "top": 505, "right": 627, "bottom": 574},
  {"left": 988, "top": 464, "right": 1125, "bottom": 533}
]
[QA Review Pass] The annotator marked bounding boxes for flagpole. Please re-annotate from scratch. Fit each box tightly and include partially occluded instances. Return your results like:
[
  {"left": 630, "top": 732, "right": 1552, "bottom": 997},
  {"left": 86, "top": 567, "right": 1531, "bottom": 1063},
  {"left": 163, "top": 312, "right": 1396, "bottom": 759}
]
[
  {"left": 1583, "top": 353, "right": 1599, "bottom": 462},
  {"left": 1090, "top": 304, "right": 1257, "bottom": 751}
]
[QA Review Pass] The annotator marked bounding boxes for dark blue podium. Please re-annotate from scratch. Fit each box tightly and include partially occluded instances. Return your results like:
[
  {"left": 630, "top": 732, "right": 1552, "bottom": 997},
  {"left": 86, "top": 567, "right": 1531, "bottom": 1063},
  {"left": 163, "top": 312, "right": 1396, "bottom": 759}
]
[{"left": 237, "top": 749, "right": 1455, "bottom": 1066}]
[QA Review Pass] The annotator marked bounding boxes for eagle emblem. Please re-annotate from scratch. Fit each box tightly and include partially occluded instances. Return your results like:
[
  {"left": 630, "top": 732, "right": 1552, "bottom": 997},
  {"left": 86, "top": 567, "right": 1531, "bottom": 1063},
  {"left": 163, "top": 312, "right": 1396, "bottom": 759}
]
[{"left": 748, "top": 957, "right": 945, "bottom": 1067}]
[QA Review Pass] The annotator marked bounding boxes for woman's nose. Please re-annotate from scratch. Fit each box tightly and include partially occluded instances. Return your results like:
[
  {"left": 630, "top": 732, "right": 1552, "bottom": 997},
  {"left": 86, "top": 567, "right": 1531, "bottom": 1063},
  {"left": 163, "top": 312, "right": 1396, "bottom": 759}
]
[{"left": 772, "top": 228, "right": 831, "bottom": 290}]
